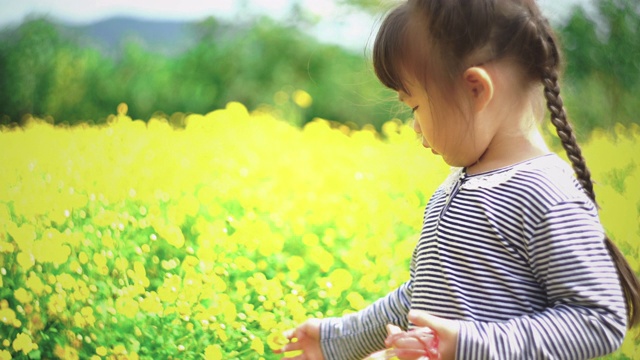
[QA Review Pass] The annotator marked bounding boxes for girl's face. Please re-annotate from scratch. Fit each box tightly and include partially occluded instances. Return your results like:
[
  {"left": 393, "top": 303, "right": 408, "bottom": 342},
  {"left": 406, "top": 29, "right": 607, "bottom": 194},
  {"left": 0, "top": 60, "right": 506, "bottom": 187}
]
[
  {"left": 398, "top": 80, "right": 477, "bottom": 168},
  {"left": 398, "top": 64, "right": 551, "bottom": 174}
]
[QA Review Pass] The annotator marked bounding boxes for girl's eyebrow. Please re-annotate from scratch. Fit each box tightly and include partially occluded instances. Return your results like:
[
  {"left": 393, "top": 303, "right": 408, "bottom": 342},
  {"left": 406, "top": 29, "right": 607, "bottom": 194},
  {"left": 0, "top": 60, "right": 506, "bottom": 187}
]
[{"left": 398, "top": 93, "right": 406, "bottom": 102}]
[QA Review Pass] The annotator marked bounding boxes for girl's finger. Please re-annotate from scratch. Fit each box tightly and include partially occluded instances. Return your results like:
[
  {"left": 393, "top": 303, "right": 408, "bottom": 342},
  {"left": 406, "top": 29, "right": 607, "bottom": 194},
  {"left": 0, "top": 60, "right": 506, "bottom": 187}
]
[
  {"left": 387, "top": 324, "right": 403, "bottom": 335},
  {"left": 394, "top": 347, "right": 431, "bottom": 359},
  {"left": 393, "top": 336, "right": 423, "bottom": 350},
  {"left": 274, "top": 339, "right": 304, "bottom": 354},
  {"left": 385, "top": 324, "right": 404, "bottom": 347},
  {"left": 283, "top": 329, "right": 297, "bottom": 340}
]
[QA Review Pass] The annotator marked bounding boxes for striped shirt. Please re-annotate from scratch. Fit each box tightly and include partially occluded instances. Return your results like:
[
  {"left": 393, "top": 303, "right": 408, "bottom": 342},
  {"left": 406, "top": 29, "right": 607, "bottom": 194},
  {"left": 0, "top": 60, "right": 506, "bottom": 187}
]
[{"left": 319, "top": 154, "right": 627, "bottom": 360}]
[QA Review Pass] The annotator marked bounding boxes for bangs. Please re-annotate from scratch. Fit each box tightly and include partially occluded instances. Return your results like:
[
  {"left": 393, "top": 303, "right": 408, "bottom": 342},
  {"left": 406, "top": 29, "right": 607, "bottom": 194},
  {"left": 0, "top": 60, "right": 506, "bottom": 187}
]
[{"left": 372, "top": 4, "right": 412, "bottom": 94}]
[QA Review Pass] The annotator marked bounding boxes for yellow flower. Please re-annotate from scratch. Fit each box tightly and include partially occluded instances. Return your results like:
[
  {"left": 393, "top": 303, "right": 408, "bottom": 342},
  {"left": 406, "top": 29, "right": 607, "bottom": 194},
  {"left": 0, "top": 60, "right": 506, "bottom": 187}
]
[
  {"left": 12, "top": 332, "right": 36, "bottom": 355},
  {"left": 26, "top": 272, "right": 45, "bottom": 295},
  {"left": 286, "top": 256, "right": 305, "bottom": 272},
  {"left": 64, "top": 346, "right": 79, "bottom": 360},
  {"left": 215, "top": 325, "right": 228, "bottom": 342},
  {"left": 328, "top": 268, "right": 353, "bottom": 293},
  {"left": 112, "top": 344, "right": 127, "bottom": 355},
  {"left": 302, "top": 233, "right": 319, "bottom": 247},
  {"left": 158, "top": 276, "right": 181, "bottom": 304},
  {"left": 139, "top": 292, "right": 163, "bottom": 314},
  {"left": 16, "top": 252, "right": 35, "bottom": 270},
  {"left": 56, "top": 273, "right": 76, "bottom": 290},
  {"left": 0, "top": 308, "right": 16, "bottom": 324},
  {"left": 312, "top": 247, "right": 335, "bottom": 273},
  {"left": 33, "top": 231, "right": 71, "bottom": 266},
  {"left": 258, "top": 233, "right": 284, "bottom": 257},
  {"left": 250, "top": 337, "right": 265, "bottom": 356},
  {"left": 129, "top": 261, "right": 150, "bottom": 288},
  {"left": 267, "top": 331, "right": 288, "bottom": 350},
  {"left": 81, "top": 306, "right": 96, "bottom": 327},
  {"left": 196, "top": 245, "right": 217, "bottom": 263},
  {"left": 93, "top": 252, "right": 109, "bottom": 276},
  {"left": 234, "top": 256, "right": 256, "bottom": 271},
  {"left": 54, "top": 344, "right": 66, "bottom": 358},
  {"left": 211, "top": 274, "right": 227, "bottom": 293},
  {"left": 0, "top": 240, "right": 15, "bottom": 253},
  {"left": 0, "top": 349, "right": 11, "bottom": 360},
  {"left": 73, "top": 280, "right": 91, "bottom": 302},
  {"left": 159, "top": 224, "right": 185, "bottom": 248},
  {"left": 47, "top": 293, "right": 67, "bottom": 316},
  {"left": 116, "top": 296, "right": 139, "bottom": 319},
  {"left": 220, "top": 299, "right": 237, "bottom": 323},
  {"left": 101, "top": 234, "right": 115, "bottom": 249},
  {"left": 14, "top": 288, "right": 32, "bottom": 304},
  {"left": 258, "top": 312, "right": 277, "bottom": 330},
  {"left": 78, "top": 251, "right": 89, "bottom": 265},
  {"left": 346, "top": 292, "right": 367, "bottom": 310},
  {"left": 9, "top": 223, "right": 36, "bottom": 251},
  {"left": 204, "top": 344, "right": 222, "bottom": 360},
  {"left": 96, "top": 346, "right": 108, "bottom": 356}
]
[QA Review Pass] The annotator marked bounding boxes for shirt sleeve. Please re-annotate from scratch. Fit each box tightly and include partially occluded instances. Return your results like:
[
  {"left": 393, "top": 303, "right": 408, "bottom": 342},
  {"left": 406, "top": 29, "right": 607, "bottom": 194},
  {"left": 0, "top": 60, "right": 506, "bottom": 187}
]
[
  {"left": 456, "top": 199, "right": 628, "bottom": 359},
  {"left": 319, "top": 280, "right": 413, "bottom": 360}
]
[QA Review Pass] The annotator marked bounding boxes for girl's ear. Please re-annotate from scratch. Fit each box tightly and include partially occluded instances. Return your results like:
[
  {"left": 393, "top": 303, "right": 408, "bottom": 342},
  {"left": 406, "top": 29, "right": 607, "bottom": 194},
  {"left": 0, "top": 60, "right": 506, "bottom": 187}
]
[{"left": 463, "top": 67, "right": 494, "bottom": 113}]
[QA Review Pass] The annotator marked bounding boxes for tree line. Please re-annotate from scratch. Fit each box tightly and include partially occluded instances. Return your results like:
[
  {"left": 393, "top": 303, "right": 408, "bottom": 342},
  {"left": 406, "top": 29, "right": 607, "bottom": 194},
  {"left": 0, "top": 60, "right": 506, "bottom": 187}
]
[{"left": 0, "top": 0, "right": 638, "bottom": 133}]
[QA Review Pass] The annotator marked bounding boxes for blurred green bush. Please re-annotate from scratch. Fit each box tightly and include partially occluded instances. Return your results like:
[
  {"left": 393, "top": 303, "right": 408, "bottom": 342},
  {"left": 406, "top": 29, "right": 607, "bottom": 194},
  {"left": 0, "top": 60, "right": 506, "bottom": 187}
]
[{"left": 0, "top": 0, "right": 638, "bottom": 134}]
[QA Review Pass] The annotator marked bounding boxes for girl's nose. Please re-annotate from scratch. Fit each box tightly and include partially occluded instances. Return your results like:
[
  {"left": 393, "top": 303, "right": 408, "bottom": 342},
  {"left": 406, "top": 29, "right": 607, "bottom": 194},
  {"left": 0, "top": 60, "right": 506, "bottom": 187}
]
[{"left": 413, "top": 119, "right": 421, "bottom": 133}]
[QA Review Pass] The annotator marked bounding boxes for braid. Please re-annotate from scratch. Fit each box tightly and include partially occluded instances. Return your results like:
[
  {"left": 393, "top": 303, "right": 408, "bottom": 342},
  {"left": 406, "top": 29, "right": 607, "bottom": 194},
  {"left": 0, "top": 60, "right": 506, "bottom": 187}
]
[
  {"left": 538, "top": 19, "right": 640, "bottom": 329},
  {"left": 541, "top": 70, "right": 596, "bottom": 204},
  {"left": 534, "top": 18, "right": 595, "bottom": 203}
]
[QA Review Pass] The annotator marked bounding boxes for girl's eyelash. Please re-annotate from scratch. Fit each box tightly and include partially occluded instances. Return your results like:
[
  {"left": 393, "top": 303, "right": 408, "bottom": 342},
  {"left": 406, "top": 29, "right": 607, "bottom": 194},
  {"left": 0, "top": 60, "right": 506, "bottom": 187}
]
[{"left": 411, "top": 106, "right": 419, "bottom": 114}]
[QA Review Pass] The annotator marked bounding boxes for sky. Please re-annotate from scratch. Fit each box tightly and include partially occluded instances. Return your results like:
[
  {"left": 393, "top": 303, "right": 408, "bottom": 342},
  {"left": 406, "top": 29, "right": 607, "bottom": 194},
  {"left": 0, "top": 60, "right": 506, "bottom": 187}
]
[{"left": 0, "top": 0, "right": 593, "bottom": 50}]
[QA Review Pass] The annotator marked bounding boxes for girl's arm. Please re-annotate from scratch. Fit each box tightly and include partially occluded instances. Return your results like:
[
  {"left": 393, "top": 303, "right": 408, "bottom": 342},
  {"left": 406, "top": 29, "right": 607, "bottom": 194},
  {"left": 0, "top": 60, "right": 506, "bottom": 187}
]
[
  {"left": 454, "top": 199, "right": 627, "bottom": 359},
  {"left": 319, "top": 280, "right": 413, "bottom": 360}
]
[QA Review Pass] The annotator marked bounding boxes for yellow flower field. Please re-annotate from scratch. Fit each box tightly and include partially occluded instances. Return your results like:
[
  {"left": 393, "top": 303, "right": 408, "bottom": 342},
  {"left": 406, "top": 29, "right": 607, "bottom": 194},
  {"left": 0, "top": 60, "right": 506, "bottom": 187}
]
[{"left": 0, "top": 102, "right": 638, "bottom": 359}]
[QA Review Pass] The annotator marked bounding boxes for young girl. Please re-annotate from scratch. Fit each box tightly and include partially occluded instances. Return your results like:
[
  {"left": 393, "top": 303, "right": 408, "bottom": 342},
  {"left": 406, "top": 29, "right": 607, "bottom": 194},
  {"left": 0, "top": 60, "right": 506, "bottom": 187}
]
[{"left": 275, "top": 0, "right": 640, "bottom": 359}]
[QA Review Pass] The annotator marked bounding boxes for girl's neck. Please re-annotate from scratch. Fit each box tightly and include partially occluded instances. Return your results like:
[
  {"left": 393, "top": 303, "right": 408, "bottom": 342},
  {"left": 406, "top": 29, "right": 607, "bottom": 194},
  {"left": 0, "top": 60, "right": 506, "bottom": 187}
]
[
  {"left": 465, "top": 127, "right": 550, "bottom": 175},
  {"left": 466, "top": 84, "right": 550, "bottom": 175}
]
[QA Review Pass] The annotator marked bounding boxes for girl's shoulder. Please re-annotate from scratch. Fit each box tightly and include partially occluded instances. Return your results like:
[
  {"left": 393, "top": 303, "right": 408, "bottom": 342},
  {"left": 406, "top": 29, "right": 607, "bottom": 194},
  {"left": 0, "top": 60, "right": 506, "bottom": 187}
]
[
  {"left": 443, "top": 154, "right": 592, "bottom": 204},
  {"left": 504, "top": 153, "right": 587, "bottom": 201}
]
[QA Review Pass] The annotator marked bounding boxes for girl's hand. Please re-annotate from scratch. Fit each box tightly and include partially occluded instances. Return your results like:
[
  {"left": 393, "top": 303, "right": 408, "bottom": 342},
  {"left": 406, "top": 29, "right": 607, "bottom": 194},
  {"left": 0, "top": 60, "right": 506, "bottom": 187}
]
[
  {"left": 273, "top": 318, "right": 324, "bottom": 360},
  {"left": 407, "top": 310, "right": 459, "bottom": 360},
  {"left": 382, "top": 324, "right": 438, "bottom": 360}
]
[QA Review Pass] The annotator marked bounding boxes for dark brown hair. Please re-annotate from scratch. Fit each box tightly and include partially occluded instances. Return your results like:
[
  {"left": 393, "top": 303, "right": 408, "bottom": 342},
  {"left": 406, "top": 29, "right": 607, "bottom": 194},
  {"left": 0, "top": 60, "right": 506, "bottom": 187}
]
[{"left": 373, "top": 0, "right": 640, "bottom": 328}]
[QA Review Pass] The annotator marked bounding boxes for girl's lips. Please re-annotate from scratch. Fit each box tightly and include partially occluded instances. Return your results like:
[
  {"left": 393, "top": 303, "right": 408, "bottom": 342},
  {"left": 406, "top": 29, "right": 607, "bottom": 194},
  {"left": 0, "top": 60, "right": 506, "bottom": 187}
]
[
  {"left": 420, "top": 137, "right": 439, "bottom": 155},
  {"left": 422, "top": 141, "right": 438, "bottom": 155}
]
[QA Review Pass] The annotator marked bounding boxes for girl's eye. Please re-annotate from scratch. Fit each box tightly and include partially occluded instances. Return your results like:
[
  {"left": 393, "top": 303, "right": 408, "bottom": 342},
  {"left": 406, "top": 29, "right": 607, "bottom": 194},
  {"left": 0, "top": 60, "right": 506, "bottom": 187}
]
[{"left": 411, "top": 106, "right": 419, "bottom": 114}]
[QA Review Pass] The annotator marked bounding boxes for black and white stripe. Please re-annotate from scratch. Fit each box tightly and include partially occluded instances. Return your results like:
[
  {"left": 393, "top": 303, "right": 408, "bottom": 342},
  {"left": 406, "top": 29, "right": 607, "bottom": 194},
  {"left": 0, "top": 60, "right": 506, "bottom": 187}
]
[{"left": 319, "top": 154, "right": 627, "bottom": 360}]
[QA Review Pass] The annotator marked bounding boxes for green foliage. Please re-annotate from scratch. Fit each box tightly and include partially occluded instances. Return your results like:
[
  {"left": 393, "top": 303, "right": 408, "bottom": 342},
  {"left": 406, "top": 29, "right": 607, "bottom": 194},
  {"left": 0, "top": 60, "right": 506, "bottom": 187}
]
[
  {"left": 0, "top": 0, "right": 638, "bottom": 133},
  {"left": 0, "top": 15, "right": 397, "bottom": 130},
  {"left": 557, "top": 0, "right": 640, "bottom": 131}
]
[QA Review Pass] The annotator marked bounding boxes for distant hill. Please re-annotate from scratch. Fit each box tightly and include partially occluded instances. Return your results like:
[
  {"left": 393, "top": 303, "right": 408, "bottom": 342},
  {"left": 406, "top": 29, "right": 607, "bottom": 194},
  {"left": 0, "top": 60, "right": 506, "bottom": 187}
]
[
  {"left": 62, "top": 17, "right": 197, "bottom": 56},
  {"left": 2, "top": 15, "right": 361, "bottom": 57}
]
